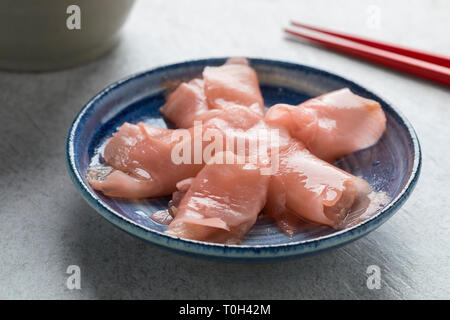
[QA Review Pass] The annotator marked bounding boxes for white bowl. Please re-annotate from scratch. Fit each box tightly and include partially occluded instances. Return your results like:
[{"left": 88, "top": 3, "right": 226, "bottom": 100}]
[{"left": 0, "top": 0, "right": 135, "bottom": 71}]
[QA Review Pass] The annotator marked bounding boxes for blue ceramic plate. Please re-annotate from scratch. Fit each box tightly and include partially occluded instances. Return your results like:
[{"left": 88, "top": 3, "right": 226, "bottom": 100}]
[{"left": 66, "top": 58, "right": 421, "bottom": 261}]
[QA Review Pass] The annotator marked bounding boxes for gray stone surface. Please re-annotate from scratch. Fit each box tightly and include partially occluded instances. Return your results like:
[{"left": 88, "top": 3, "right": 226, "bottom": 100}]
[{"left": 0, "top": 0, "right": 449, "bottom": 299}]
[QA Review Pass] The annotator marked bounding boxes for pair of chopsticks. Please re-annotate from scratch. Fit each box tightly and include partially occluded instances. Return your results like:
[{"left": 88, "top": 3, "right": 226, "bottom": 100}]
[{"left": 285, "top": 22, "right": 450, "bottom": 87}]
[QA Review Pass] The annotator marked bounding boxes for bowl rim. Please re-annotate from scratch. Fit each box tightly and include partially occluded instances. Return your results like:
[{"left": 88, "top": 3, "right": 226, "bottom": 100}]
[{"left": 66, "top": 57, "right": 422, "bottom": 259}]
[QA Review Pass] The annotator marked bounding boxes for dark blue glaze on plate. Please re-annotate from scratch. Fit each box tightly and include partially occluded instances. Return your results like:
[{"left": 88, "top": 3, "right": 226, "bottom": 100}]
[{"left": 66, "top": 58, "right": 421, "bottom": 261}]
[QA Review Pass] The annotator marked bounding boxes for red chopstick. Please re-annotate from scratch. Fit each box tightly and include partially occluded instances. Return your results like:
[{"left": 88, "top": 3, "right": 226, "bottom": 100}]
[
  {"left": 285, "top": 23, "right": 450, "bottom": 87},
  {"left": 290, "top": 21, "right": 450, "bottom": 68}
]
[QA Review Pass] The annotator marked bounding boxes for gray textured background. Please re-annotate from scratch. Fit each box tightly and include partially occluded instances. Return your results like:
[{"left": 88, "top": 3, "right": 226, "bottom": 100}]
[{"left": 0, "top": 0, "right": 449, "bottom": 299}]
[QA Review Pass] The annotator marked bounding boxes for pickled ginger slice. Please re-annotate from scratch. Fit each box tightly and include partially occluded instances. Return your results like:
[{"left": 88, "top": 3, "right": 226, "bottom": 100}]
[
  {"left": 166, "top": 152, "right": 270, "bottom": 244},
  {"left": 160, "top": 58, "right": 264, "bottom": 128},
  {"left": 88, "top": 122, "right": 203, "bottom": 198},
  {"left": 265, "top": 140, "right": 372, "bottom": 234},
  {"left": 160, "top": 79, "right": 208, "bottom": 128},
  {"left": 203, "top": 58, "right": 265, "bottom": 116},
  {"left": 265, "top": 88, "right": 386, "bottom": 162}
]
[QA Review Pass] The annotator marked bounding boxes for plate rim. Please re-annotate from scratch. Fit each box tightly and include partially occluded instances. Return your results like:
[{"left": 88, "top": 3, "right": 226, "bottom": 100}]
[{"left": 66, "top": 57, "right": 422, "bottom": 259}]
